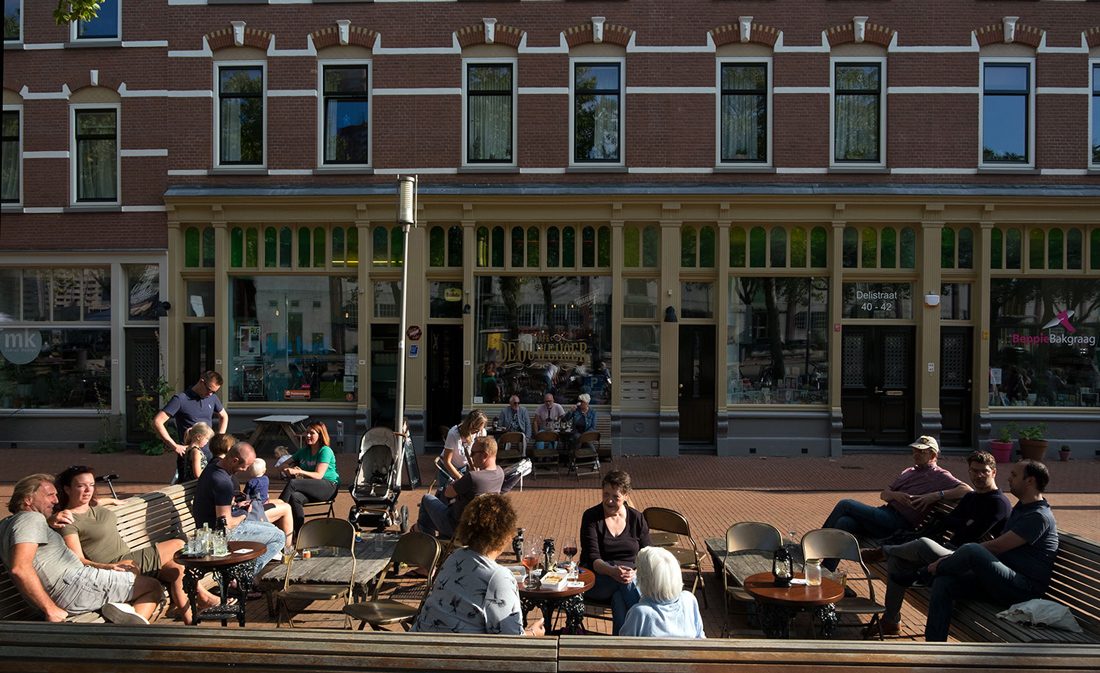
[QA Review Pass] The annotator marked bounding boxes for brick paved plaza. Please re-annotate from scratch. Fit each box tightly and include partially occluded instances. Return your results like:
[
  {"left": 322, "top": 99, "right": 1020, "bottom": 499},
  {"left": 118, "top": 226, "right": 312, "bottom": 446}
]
[{"left": 2, "top": 447, "right": 1097, "bottom": 640}]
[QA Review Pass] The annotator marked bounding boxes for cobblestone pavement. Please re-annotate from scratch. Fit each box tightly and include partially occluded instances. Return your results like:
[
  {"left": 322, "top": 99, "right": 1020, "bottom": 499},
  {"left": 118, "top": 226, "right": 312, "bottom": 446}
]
[{"left": 3, "top": 447, "right": 1097, "bottom": 640}]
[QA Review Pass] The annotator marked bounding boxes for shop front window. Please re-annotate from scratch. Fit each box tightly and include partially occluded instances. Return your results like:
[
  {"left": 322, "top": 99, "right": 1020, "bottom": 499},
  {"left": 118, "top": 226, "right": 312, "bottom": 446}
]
[
  {"left": 727, "top": 277, "right": 829, "bottom": 404},
  {"left": 989, "top": 278, "right": 1100, "bottom": 408},
  {"left": 474, "top": 276, "right": 611, "bottom": 405},
  {"left": 228, "top": 276, "right": 358, "bottom": 403},
  {"left": 0, "top": 328, "right": 110, "bottom": 409}
]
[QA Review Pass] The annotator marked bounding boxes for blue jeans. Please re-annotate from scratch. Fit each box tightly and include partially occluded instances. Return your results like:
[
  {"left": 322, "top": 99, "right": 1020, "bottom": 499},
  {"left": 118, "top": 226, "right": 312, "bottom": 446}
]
[
  {"left": 925, "top": 543, "right": 1038, "bottom": 642},
  {"left": 229, "top": 520, "right": 286, "bottom": 576},
  {"left": 417, "top": 494, "right": 456, "bottom": 538},
  {"left": 821, "top": 499, "right": 908, "bottom": 570},
  {"left": 585, "top": 572, "right": 641, "bottom": 635},
  {"left": 882, "top": 537, "right": 954, "bottom": 623}
]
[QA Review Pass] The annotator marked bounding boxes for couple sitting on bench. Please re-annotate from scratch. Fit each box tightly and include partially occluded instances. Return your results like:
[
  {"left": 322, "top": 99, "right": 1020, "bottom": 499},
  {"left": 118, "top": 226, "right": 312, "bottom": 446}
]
[{"left": 822, "top": 435, "right": 1059, "bottom": 641}]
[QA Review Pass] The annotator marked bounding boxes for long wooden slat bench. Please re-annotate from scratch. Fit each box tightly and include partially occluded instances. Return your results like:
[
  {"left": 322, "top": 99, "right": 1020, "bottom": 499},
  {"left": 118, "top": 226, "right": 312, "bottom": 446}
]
[{"left": 0, "top": 481, "right": 200, "bottom": 622}]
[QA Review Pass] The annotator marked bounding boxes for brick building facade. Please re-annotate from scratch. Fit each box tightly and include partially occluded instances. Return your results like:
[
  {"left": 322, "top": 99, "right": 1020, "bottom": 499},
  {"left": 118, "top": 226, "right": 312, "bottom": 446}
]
[{"left": 2, "top": 1, "right": 1098, "bottom": 457}]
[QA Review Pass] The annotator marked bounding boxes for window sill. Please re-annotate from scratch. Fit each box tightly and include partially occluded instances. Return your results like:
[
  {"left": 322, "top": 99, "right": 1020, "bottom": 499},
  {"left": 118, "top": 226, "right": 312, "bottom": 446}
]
[
  {"left": 566, "top": 165, "right": 627, "bottom": 173},
  {"left": 313, "top": 167, "right": 373, "bottom": 175},
  {"left": 66, "top": 204, "right": 122, "bottom": 213},
  {"left": 4, "top": 42, "right": 23, "bottom": 50},
  {"left": 211, "top": 167, "right": 267, "bottom": 175},
  {"left": 1, "top": 204, "right": 22, "bottom": 211},
  {"left": 977, "top": 167, "right": 1038, "bottom": 175},
  {"left": 459, "top": 166, "right": 519, "bottom": 174},
  {"left": 714, "top": 165, "right": 775, "bottom": 174},
  {"left": 67, "top": 39, "right": 122, "bottom": 49},
  {"left": 829, "top": 166, "right": 888, "bottom": 174}
]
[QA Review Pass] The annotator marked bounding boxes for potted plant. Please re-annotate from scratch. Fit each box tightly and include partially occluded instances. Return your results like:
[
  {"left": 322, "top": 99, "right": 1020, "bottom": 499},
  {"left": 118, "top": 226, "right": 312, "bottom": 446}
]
[
  {"left": 1016, "top": 422, "right": 1048, "bottom": 462},
  {"left": 1059, "top": 444, "right": 1071, "bottom": 462},
  {"left": 989, "top": 423, "right": 1015, "bottom": 463}
]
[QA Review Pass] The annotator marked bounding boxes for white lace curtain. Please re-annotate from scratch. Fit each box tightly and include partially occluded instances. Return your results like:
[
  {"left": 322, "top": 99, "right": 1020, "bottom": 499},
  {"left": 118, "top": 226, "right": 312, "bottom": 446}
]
[
  {"left": 469, "top": 94, "right": 511, "bottom": 162},
  {"left": 221, "top": 99, "right": 243, "bottom": 162},
  {"left": 1, "top": 142, "right": 17, "bottom": 201},
  {"left": 721, "top": 95, "right": 761, "bottom": 161},
  {"left": 76, "top": 112, "right": 116, "bottom": 200}
]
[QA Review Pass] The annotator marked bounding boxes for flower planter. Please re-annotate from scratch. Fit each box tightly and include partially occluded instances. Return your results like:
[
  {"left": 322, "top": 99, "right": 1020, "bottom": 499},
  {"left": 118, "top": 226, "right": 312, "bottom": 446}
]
[
  {"left": 1018, "top": 438, "right": 1048, "bottom": 462},
  {"left": 1059, "top": 449, "right": 1071, "bottom": 462},
  {"left": 989, "top": 440, "right": 1014, "bottom": 463}
]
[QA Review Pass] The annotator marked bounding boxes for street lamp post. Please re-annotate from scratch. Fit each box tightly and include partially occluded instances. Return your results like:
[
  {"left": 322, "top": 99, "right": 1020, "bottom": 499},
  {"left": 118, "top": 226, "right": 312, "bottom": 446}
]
[{"left": 394, "top": 175, "right": 418, "bottom": 435}]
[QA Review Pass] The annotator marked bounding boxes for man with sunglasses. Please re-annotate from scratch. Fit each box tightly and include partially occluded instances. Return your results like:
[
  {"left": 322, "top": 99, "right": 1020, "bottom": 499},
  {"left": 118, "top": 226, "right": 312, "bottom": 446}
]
[
  {"left": 415, "top": 437, "right": 504, "bottom": 538},
  {"left": 153, "top": 371, "right": 229, "bottom": 482},
  {"left": 821, "top": 435, "right": 972, "bottom": 570}
]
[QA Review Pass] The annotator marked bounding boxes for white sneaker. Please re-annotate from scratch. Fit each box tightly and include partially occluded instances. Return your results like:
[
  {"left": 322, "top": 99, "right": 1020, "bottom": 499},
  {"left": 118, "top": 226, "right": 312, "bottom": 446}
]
[{"left": 101, "top": 602, "right": 150, "bottom": 625}]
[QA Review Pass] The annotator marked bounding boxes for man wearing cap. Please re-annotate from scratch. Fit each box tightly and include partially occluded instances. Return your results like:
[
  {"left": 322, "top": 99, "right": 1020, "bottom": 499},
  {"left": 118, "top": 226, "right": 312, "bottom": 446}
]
[{"left": 821, "top": 435, "right": 972, "bottom": 570}]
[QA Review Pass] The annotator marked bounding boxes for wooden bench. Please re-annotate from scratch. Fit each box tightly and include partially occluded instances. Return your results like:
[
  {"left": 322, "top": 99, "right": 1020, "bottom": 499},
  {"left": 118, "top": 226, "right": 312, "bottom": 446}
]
[
  {"left": 557, "top": 636, "right": 1100, "bottom": 672},
  {"left": 0, "top": 623, "right": 559, "bottom": 672},
  {"left": 1, "top": 481, "right": 200, "bottom": 622}
]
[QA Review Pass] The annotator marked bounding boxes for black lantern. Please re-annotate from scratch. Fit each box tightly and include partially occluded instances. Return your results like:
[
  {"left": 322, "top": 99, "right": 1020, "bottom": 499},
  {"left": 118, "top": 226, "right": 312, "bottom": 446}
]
[
  {"left": 772, "top": 544, "right": 793, "bottom": 587},
  {"left": 512, "top": 528, "right": 525, "bottom": 562},
  {"left": 543, "top": 538, "right": 556, "bottom": 572}
]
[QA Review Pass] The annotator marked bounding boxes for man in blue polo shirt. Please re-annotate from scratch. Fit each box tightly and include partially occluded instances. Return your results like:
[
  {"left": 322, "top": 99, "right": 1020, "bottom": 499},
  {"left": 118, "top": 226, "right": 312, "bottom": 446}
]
[
  {"left": 153, "top": 371, "right": 229, "bottom": 482},
  {"left": 193, "top": 442, "right": 285, "bottom": 575},
  {"left": 923, "top": 459, "right": 1059, "bottom": 641}
]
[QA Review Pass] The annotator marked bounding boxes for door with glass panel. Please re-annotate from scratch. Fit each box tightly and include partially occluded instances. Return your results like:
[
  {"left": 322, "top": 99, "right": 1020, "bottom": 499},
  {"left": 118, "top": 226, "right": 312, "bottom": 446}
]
[
  {"left": 125, "top": 328, "right": 159, "bottom": 440},
  {"left": 841, "top": 326, "right": 914, "bottom": 445},
  {"left": 426, "top": 325, "right": 463, "bottom": 443},
  {"left": 678, "top": 325, "right": 716, "bottom": 445},
  {"left": 939, "top": 327, "right": 972, "bottom": 447}
]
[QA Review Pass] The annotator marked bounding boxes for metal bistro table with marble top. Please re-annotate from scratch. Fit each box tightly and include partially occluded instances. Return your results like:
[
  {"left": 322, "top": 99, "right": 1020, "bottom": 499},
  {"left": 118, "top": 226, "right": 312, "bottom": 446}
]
[
  {"left": 257, "top": 532, "right": 400, "bottom": 617},
  {"left": 176, "top": 540, "right": 266, "bottom": 627},
  {"left": 518, "top": 567, "right": 595, "bottom": 634}
]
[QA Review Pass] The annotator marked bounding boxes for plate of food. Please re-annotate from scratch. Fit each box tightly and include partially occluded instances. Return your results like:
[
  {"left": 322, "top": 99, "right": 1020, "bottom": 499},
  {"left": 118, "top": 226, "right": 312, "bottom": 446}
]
[{"left": 503, "top": 564, "right": 528, "bottom": 581}]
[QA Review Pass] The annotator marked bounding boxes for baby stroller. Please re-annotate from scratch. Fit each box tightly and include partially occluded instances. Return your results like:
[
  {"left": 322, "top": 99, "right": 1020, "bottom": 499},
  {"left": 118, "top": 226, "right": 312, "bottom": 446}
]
[{"left": 348, "top": 426, "right": 409, "bottom": 532}]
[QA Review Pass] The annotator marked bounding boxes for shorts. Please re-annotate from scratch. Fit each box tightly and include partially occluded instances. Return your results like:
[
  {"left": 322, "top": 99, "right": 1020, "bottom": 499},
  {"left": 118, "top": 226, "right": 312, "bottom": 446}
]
[
  {"left": 122, "top": 545, "right": 162, "bottom": 576},
  {"left": 52, "top": 565, "right": 136, "bottom": 615}
]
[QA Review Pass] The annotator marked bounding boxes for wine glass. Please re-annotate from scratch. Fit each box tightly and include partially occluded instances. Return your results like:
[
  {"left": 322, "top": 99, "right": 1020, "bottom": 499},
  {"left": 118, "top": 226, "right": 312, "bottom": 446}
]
[
  {"left": 561, "top": 538, "right": 578, "bottom": 566},
  {"left": 521, "top": 544, "right": 542, "bottom": 589}
]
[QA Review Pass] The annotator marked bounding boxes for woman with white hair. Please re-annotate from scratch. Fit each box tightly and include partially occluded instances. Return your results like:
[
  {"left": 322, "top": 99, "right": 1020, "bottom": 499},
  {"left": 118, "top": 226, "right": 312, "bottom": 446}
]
[{"left": 620, "top": 546, "right": 705, "bottom": 638}]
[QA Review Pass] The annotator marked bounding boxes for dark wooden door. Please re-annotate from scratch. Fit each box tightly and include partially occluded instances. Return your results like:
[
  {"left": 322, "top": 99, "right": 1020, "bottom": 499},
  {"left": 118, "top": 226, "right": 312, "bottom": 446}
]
[
  {"left": 183, "top": 323, "right": 215, "bottom": 384},
  {"left": 678, "top": 325, "right": 715, "bottom": 445},
  {"left": 125, "top": 328, "right": 160, "bottom": 439},
  {"left": 841, "top": 326, "right": 914, "bottom": 445},
  {"left": 426, "top": 325, "right": 463, "bottom": 442},
  {"left": 939, "top": 327, "right": 972, "bottom": 447}
]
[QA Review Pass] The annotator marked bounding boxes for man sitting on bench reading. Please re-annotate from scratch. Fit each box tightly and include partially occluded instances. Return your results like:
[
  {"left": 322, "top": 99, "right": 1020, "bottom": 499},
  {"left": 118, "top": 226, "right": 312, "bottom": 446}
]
[
  {"left": 821, "top": 435, "right": 972, "bottom": 570},
  {"left": 0, "top": 474, "right": 163, "bottom": 624},
  {"left": 923, "top": 459, "right": 1058, "bottom": 642}
]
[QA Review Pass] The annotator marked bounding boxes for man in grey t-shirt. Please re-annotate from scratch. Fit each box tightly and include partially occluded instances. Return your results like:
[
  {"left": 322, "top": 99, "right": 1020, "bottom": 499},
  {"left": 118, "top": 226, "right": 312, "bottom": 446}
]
[
  {"left": 416, "top": 437, "right": 504, "bottom": 538},
  {"left": 0, "top": 474, "right": 162, "bottom": 623}
]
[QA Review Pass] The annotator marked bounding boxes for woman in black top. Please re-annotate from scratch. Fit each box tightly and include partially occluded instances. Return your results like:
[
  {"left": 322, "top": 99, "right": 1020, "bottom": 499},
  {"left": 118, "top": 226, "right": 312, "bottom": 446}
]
[{"left": 579, "top": 470, "right": 651, "bottom": 634}]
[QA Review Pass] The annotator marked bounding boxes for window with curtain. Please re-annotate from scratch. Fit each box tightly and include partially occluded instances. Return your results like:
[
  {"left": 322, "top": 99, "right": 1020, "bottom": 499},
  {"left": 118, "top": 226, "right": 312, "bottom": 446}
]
[
  {"left": 3, "top": 0, "right": 19, "bottom": 41},
  {"left": 2, "top": 109, "right": 18, "bottom": 202},
  {"left": 983, "top": 63, "right": 1029, "bottom": 164},
  {"left": 467, "top": 63, "right": 513, "bottom": 163},
  {"left": 720, "top": 63, "right": 767, "bottom": 163},
  {"left": 323, "top": 64, "right": 369, "bottom": 165},
  {"left": 219, "top": 65, "right": 263, "bottom": 165},
  {"left": 1092, "top": 64, "right": 1099, "bottom": 166},
  {"left": 74, "top": 109, "right": 117, "bottom": 202},
  {"left": 834, "top": 63, "right": 881, "bottom": 163},
  {"left": 574, "top": 63, "right": 620, "bottom": 162},
  {"left": 75, "top": 0, "right": 118, "bottom": 39}
]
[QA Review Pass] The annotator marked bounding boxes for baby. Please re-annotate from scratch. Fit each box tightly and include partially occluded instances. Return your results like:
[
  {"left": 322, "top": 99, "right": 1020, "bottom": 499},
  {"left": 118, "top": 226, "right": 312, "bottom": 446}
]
[
  {"left": 245, "top": 458, "right": 271, "bottom": 507},
  {"left": 240, "top": 457, "right": 295, "bottom": 542},
  {"left": 179, "top": 422, "right": 214, "bottom": 482}
]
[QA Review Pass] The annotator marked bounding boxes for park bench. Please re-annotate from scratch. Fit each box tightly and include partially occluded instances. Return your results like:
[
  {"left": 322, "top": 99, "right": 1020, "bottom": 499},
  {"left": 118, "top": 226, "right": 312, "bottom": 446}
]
[{"left": 0, "top": 481, "right": 201, "bottom": 622}]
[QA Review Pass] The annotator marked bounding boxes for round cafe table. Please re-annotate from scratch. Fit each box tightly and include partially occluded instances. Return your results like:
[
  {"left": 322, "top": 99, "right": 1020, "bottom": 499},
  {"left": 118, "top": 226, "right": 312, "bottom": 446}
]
[
  {"left": 743, "top": 571, "right": 844, "bottom": 639},
  {"left": 518, "top": 567, "right": 595, "bottom": 634},
  {"left": 175, "top": 540, "right": 265, "bottom": 627}
]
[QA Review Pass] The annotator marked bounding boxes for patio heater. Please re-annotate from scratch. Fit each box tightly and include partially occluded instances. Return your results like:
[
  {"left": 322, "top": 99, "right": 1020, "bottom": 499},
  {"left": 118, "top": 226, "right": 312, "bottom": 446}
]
[{"left": 394, "top": 175, "right": 418, "bottom": 435}]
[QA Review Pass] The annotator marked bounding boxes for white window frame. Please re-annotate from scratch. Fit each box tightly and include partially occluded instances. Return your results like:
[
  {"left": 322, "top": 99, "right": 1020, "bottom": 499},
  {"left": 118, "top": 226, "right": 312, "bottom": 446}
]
[
  {"left": 214, "top": 61, "right": 267, "bottom": 169},
  {"left": 568, "top": 56, "right": 626, "bottom": 168},
  {"left": 70, "top": 0, "right": 121, "bottom": 42},
  {"left": 317, "top": 59, "right": 372, "bottom": 169},
  {"left": 2, "top": 103, "right": 22, "bottom": 206},
  {"left": 70, "top": 102, "right": 121, "bottom": 206},
  {"left": 978, "top": 56, "right": 1035, "bottom": 170},
  {"left": 462, "top": 57, "right": 518, "bottom": 168},
  {"left": 829, "top": 56, "right": 887, "bottom": 169},
  {"left": 4, "top": 0, "right": 23, "bottom": 44},
  {"left": 1090, "top": 58, "right": 1099, "bottom": 170},
  {"left": 715, "top": 57, "right": 773, "bottom": 167}
]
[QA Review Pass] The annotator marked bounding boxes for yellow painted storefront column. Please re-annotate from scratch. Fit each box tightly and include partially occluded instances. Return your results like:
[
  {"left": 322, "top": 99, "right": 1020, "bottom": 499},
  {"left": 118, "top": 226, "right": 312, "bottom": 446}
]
[
  {"left": 610, "top": 218, "right": 624, "bottom": 455},
  {"left": 658, "top": 208, "right": 681, "bottom": 456},
  {"left": 212, "top": 215, "right": 229, "bottom": 389},
  {"left": 715, "top": 216, "right": 731, "bottom": 454},
  {"left": 976, "top": 219, "right": 994, "bottom": 442},
  {"left": 918, "top": 218, "right": 943, "bottom": 436},
  {"left": 355, "top": 211, "right": 370, "bottom": 422},
  {"left": 404, "top": 221, "right": 428, "bottom": 432},
  {"left": 462, "top": 219, "right": 477, "bottom": 412},
  {"left": 165, "top": 219, "right": 184, "bottom": 392},
  {"left": 828, "top": 219, "right": 845, "bottom": 456}
]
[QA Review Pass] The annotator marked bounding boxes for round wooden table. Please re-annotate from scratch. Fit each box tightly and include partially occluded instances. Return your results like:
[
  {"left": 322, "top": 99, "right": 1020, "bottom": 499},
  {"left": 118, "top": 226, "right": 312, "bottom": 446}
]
[
  {"left": 175, "top": 540, "right": 266, "bottom": 627},
  {"left": 743, "top": 571, "right": 844, "bottom": 638},
  {"left": 518, "top": 567, "right": 595, "bottom": 634}
]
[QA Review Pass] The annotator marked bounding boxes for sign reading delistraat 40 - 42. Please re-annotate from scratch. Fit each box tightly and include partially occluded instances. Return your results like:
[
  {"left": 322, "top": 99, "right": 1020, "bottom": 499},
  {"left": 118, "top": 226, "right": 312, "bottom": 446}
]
[{"left": 842, "top": 282, "right": 913, "bottom": 319}]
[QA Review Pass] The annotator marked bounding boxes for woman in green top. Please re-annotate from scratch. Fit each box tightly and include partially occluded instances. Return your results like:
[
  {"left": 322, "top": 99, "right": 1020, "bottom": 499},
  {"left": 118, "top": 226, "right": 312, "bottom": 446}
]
[
  {"left": 279, "top": 420, "right": 340, "bottom": 536},
  {"left": 55, "top": 465, "right": 219, "bottom": 624}
]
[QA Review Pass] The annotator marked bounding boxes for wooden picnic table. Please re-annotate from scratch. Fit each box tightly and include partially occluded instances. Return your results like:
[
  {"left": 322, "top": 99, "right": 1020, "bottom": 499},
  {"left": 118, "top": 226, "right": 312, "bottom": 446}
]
[
  {"left": 257, "top": 532, "right": 399, "bottom": 617},
  {"left": 249, "top": 414, "right": 309, "bottom": 451}
]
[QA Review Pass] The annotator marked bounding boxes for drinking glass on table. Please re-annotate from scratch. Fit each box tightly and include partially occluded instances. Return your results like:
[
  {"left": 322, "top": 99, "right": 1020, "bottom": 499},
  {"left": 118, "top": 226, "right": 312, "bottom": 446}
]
[
  {"left": 561, "top": 538, "right": 578, "bottom": 574},
  {"left": 522, "top": 544, "right": 542, "bottom": 589}
]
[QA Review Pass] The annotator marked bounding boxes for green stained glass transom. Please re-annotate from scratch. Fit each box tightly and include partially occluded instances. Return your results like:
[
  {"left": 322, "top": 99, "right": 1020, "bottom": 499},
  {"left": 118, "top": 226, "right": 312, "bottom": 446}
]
[
  {"left": 749, "top": 227, "right": 766, "bottom": 268},
  {"left": 730, "top": 227, "right": 746, "bottom": 267},
  {"left": 582, "top": 226, "right": 596, "bottom": 267},
  {"left": 941, "top": 227, "right": 955, "bottom": 268},
  {"left": 185, "top": 228, "right": 200, "bottom": 267},
  {"left": 562, "top": 227, "right": 575, "bottom": 267},
  {"left": 624, "top": 226, "right": 639, "bottom": 267},
  {"left": 958, "top": 228, "right": 973, "bottom": 269},
  {"left": 699, "top": 227, "right": 715, "bottom": 268},
  {"left": 681, "top": 228, "right": 697, "bottom": 267},
  {"left": 527, "top": 227, "right": 540, "bottom": 267},
  {"left": 842, "top": 227, "right": 858, "bottom": 268},
  {"left": 1091, "top": 230, "right": 1100, "bottom": 270},
  {"left": 231, "top": 227, "right": 244, "bottom": 268},
  {"left": 1005, "top": 228, "right": 1021, "bottom": 269},
  {"left": 332, "top": 227, "right": 345, "bottom": 267},
  {"left": 1048, "top": 229, "right": 1064, "bottom": 270},
  {"left": 642, "top": 227, "right": 658, "bottom": 267},
  {"left": 861, "top": 228, "right": 877, "bottom": 268},
  {"left": 790, "top": 227, "right": 806, "bottom": 268},
  {"left": 991, "top": 229, "right": 1004, "bottom": 268},
  {"left": 347, "top": 227, "right": 358, "bottom": 266},
  {"left": 429, "top": 227, "right": 445, "bottom": 267},
  {"left": 313, "top": 228, "right": 325, "bottom": 267},
  {"left": 202, "top": 229, "right": 215, "bottom": 268},
  {"left": 548, "top": 227, "right": 561, "bottom": 267},
  {"left": 1067, "top": 228, "right": 1081, "bottom": 270},
  {"left": 597, "top": 226, "right": 610, "bottom": 267},
  {"left": 447, "top": 226, "right": 462, "bottom": 267},
  {"left": 372, "top": 227, "right": 387, "bottom": 267},
  {"left": 300, "top": 228, "right": 312, "bottom": 267},
  {"left": 769, "top": 228, "right": 786, "bottom": 267},
  {"left": 390, "top": 228, "right": 404, "bottom": 267},
  {"left": 810, "top": 227, "right": 827, "bottom": 268},
  {"left": 880, "top": 228, "right": 896, "bottom": 269},
  {"left": 279, "top": 227, "right": 292, "bottom": 268},
  {"left": 900, "top": 228, "right": 916, "bottom": 269},
  {"left": 245, "top": 227, "right": 258, "bottom": 267},
  {"left": 1029, "top": 229, "right": 1044, "bottom": 269},
  {"left": 511, "top": 226, "right": 524, "bottom": 267},
  {"left": 264, "top": 227, "right": 277, "bottom": 268}
]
